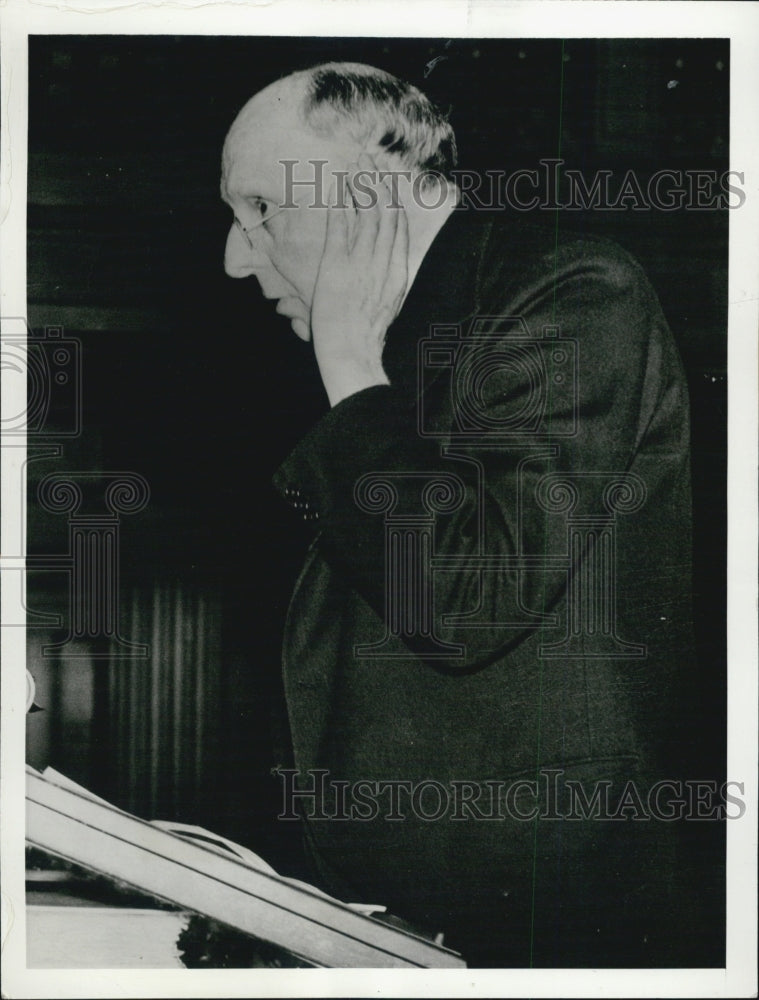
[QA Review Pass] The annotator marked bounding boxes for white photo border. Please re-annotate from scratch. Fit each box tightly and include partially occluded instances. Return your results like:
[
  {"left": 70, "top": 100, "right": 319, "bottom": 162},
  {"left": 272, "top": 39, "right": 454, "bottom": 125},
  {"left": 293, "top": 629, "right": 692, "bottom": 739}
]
[{"left": 1, "top": 1, "right": 757, "bottom": 997}]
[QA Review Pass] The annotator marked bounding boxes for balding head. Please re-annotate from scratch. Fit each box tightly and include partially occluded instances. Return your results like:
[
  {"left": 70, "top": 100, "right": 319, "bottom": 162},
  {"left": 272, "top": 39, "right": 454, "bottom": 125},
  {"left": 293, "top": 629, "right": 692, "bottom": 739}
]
[
  {"left": 222, "top": 62, "right": 457, "bottom": 196},
  {"left": 222, "top": 73, "right": 308, "bottom": 189},
  {"left": 221, "top": 72, "right": 313, "bottom": 204}
]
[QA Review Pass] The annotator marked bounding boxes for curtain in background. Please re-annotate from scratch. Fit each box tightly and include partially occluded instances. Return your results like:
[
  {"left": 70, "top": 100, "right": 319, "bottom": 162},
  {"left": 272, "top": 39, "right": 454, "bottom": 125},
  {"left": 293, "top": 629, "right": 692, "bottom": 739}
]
[{"left": 26, "top": 581, "right": 224, "bottom": 822}]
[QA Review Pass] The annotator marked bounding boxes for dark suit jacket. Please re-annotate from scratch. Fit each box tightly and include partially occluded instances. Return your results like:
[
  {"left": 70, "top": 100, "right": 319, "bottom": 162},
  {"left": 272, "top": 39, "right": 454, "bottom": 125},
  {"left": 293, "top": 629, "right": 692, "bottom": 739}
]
[{"left": 273, "top": 207, "right": 702, "bottom": 967}]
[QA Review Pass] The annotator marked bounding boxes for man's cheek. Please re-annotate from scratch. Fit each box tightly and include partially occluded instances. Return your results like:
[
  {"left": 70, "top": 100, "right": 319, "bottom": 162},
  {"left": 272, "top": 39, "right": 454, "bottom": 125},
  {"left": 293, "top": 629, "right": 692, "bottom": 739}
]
[
  {"left": 286, "top": 214, "right": 324, "bottom": 261},
  {"left": 275, "top": 238, "right": 310, "bottom": 286}
]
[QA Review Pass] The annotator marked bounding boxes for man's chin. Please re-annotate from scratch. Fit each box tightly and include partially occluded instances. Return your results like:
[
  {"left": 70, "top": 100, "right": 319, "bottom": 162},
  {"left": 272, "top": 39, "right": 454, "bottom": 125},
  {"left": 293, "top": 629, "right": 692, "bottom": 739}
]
[{"left": 291, "top": 317, "right": 310, "bottom": 342}]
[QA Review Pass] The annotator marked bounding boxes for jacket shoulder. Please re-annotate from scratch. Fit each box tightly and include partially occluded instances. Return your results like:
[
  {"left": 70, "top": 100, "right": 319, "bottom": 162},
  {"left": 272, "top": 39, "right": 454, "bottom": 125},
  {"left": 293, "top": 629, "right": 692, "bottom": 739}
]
[{"left": 475, "top": 214, "right": 653, "bottom": 308}]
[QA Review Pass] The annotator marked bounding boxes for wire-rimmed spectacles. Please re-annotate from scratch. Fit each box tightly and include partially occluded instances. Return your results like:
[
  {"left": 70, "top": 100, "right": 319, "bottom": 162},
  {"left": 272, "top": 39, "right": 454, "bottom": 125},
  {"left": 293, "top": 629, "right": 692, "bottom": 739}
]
[{"left": 233, "top": 206, "right": 287, "bottom": 250}]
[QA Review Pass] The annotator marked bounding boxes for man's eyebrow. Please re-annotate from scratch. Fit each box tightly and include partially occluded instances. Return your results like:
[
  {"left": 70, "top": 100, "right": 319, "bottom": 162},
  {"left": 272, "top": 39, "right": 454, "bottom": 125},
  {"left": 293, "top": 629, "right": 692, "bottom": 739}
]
[{"left": 220, "top": 177, "right": 279, "bottom": 207}]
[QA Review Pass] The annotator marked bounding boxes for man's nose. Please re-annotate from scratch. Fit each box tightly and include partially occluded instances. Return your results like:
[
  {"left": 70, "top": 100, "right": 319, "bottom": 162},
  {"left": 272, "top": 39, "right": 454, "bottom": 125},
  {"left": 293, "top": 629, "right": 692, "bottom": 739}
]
[{"left": 224, "top": 225, "right": 268, "bottom": 278}]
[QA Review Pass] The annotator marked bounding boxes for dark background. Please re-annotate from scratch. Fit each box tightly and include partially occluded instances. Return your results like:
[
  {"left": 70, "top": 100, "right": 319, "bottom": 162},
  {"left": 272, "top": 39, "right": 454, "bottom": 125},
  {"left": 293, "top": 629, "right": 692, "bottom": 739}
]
[{"left": 25, "top": 37, "right": 727, "bottom": 879}]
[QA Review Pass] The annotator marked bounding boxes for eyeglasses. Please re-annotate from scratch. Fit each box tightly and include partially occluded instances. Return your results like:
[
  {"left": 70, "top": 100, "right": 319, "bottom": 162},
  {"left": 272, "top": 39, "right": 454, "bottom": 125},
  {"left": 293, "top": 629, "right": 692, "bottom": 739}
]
[{"left": 233, "top": 207, "right": 287, "bottom": 251}]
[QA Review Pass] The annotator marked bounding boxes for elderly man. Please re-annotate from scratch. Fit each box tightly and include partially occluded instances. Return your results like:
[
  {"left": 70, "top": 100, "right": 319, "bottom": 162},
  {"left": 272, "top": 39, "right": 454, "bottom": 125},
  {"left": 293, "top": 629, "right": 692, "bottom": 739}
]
[{"left": 222, "top": 63, "right": 700, "bottom": 967}]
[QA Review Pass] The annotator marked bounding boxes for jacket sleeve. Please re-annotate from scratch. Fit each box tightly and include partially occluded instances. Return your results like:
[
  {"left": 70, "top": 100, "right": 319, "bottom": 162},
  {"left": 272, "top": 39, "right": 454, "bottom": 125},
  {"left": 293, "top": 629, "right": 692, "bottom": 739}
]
[{"left": 273, "top": 239, "right": 687, "bottom": 672}]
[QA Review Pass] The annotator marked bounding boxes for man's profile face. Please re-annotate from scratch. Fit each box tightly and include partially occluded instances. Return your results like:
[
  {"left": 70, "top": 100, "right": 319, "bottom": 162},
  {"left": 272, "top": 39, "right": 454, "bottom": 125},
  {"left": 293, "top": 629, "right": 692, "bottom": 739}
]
[{"left": 221, "top": 78, "right": 358, "bottom": 343}]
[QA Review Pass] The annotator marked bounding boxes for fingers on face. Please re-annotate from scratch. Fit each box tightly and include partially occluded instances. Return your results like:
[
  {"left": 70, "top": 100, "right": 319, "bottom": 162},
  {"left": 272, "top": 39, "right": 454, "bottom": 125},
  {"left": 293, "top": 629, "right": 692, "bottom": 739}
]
[
  {"left": 384, "top": 199, "right": 408, "bottom": 304},
  {"left": 325, "top": 155, "right": 407, "bottom": 283},
  {"left": 374, "top": 175, "right": 402, "bottom": 273},
  {"left": 324, "top": 173, "right": 351, "bottom": 257},
  {"left": 350, "top": 153, "right": 381, "bottom": 252},
  {"left": 348, "top": 155, "right": 404, "bottom": 263}
]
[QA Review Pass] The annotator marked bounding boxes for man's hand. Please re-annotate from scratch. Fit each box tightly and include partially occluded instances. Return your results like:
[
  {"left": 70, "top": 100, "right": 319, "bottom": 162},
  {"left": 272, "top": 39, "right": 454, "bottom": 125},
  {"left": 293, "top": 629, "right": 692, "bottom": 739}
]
[{"left": 310, "top": 153, "right": 409, "bottom": 407}]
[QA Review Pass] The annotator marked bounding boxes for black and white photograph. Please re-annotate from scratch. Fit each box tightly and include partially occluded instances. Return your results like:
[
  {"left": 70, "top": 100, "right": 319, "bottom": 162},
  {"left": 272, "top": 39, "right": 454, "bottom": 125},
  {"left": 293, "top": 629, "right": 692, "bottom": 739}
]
[{"left": 1, "top": 1, "right": 757, "bottom": 996}]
